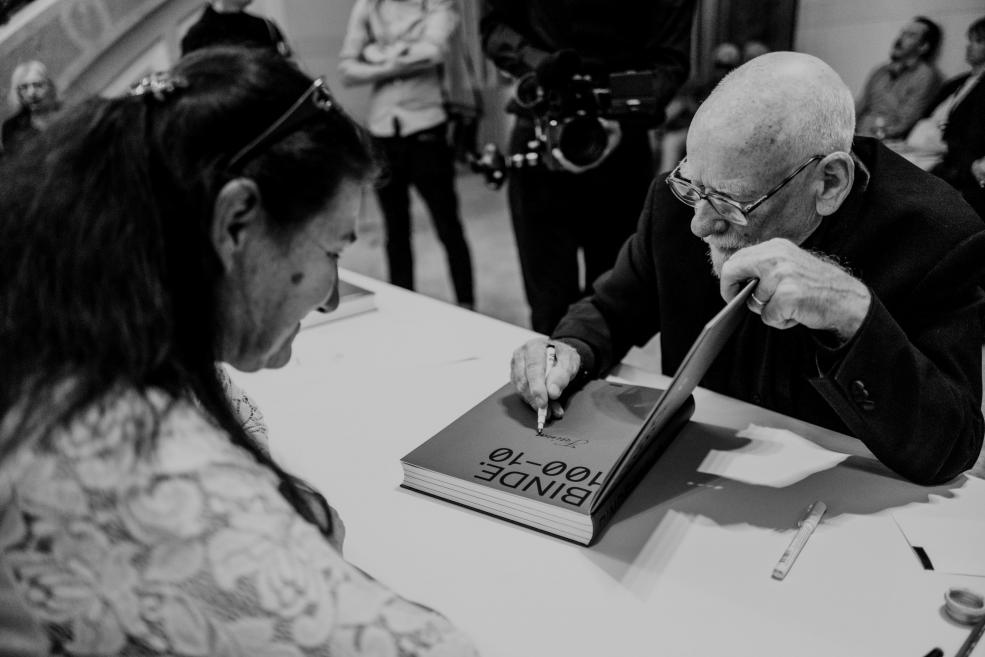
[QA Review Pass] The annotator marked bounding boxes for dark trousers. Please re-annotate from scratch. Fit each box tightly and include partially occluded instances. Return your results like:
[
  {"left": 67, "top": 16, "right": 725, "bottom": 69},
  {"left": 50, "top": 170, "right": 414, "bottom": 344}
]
[
  {"left": 508, "top": 119, "right": 655, "bottom": 334},
  {"left": 374, "top": 123, "right": 474, "bottom": 305}
]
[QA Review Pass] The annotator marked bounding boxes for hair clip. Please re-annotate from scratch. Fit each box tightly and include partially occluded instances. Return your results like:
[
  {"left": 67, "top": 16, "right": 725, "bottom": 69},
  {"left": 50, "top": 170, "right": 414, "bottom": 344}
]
[{"left": 129, "top": 72, "right": 187, "bottom": 101}]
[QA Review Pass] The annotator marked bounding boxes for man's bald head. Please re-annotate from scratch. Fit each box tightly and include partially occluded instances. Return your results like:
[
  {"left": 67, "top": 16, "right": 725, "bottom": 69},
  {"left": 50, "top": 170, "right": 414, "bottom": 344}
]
[
  {"left": 683, "top": 53, "right": 858, "bottom": 277},
  {"left": 690, "top": 52, "right": 854, "bottom": 171}
]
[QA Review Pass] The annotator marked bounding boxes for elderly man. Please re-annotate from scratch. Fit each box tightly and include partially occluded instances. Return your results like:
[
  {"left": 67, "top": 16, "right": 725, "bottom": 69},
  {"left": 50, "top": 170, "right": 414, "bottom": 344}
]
[
  {"left": 1, "top": 60, "right": 60, "bottom": 157},
  {"left": 511, "top": 52, "right": 985, "bottom": 485}
]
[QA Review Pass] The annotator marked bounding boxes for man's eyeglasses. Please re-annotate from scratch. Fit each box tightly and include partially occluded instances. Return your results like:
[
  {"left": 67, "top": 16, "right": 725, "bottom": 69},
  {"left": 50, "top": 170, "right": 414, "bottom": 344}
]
[
  {"left": 228, "top": 77, "right": 336, "bottom": 172},
  {"left": 666, "top": 154, "right": 824, "bottom": 226}
]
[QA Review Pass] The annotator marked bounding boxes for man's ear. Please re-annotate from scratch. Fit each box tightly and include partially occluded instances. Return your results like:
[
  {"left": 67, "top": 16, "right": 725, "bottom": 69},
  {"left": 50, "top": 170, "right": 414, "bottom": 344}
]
[
  {"left": 814, "top": 152, "right": 854, "bottom": 217},
  {"left": 211, "top": 178, "right": 263, "bottom": 272}
]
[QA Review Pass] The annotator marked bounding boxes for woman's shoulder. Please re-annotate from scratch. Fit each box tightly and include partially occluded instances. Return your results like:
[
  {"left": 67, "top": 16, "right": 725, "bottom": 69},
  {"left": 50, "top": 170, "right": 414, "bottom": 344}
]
[
  {"left": 0, "top": 386, "right": 478, "bottom": 656},
  {"left": 3, "top": 385, "right": 268, "bottom": 491}
]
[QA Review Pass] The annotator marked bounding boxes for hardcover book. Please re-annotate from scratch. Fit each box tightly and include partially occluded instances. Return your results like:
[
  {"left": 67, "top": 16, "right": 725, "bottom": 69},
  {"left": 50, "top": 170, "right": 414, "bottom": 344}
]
[
  {"left": 402, "top": 380, "right": 691, "bottom": 544},
  {"left": 301, "top": 280, "right": 376, "bottom": 329},
  {"left": 400, "top": 281, "right": 757, "bottom": 545}
]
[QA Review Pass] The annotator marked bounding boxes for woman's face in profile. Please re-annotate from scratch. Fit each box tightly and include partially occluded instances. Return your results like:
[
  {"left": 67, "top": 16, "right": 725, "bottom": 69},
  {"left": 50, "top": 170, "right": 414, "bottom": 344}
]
[{"left": 222, "top": 179, "right": 361, "bottom": 372}]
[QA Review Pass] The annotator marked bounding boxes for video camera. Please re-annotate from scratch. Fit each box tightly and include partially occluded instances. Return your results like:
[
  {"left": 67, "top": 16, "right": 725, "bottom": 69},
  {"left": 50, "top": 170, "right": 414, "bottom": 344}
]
[{"left": 470, "top": 51, "right": 661, "bottom": 189}]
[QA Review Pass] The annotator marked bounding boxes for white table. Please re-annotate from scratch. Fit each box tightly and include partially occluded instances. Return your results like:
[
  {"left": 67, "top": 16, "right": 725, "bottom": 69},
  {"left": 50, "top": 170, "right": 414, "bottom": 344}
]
[{"left": 232, "top": 271, "right": 985, "bottom": 657}]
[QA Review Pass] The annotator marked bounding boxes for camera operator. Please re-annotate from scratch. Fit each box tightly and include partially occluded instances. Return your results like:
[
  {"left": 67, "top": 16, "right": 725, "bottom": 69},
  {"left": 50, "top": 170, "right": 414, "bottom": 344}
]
[{"left": 480, "top": 0, "right": 696, "bottom": 334}]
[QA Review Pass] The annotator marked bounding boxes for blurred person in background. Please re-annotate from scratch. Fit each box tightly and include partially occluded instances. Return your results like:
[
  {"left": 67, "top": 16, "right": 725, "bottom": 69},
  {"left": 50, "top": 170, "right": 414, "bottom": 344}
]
[
  {"left": 905, "top": 16, "right": 985, "bottom": 219},
  {"left": 856, "top": 16, "right": 942, "bottom": 140},
  {"left": 2, "top": 61, "right": 60, "bottom": 157},
  {"left": 0, "top": 47, "right": 476, "bottom": 656},
  {"left": 741, "top": 39, "right": 771, "bottom": 62},
  {"left": 339, "top": 0, "right": 475, "bottom": 309},
  {"left": 481, "top": 0, "right": 697, "bottom": 334},
  {"left": 658, "top": 41, "right": 740, "bottom": 173},
  {"left": 181, "top": 0, "right": 291, "bottom": 57}
]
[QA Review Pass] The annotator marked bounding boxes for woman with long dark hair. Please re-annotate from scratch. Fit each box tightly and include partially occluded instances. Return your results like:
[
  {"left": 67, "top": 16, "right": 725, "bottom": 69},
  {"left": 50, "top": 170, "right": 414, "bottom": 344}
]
[{"left": 0, "top": 47, "right": 476, "bottom": 656}]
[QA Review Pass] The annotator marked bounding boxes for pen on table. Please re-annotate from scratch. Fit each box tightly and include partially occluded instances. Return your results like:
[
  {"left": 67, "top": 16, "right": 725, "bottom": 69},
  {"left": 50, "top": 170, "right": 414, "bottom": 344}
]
[
  {"left": 956, "top": 615, "right": 985, "bottom": 657},
  {"left": 921, "top": 649, "right": 942, "bottom": 657},
  {"left": 772, "top": 500, "right": 826, "bottom": 581},
  {"left": 536, "top": 344, "right": 557, "bottom": 435}
]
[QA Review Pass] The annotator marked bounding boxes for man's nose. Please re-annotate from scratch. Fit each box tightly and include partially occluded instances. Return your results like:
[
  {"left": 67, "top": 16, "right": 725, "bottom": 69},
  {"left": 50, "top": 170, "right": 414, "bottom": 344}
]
[
  {"left": 690, "top": 200, "right": 728, "bottom": 239},
  {"left": 318, "top": 282, "right": 340, "bottom": 313}
]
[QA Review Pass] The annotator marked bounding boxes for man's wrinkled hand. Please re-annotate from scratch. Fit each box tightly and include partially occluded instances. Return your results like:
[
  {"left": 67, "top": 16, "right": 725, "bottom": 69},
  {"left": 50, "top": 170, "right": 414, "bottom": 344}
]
[
  {"left": 720, "top": 238, "right": 871, "bottom": 341},
  {"left": 510, "top": 338, "right": 581, "bottom": 421}
]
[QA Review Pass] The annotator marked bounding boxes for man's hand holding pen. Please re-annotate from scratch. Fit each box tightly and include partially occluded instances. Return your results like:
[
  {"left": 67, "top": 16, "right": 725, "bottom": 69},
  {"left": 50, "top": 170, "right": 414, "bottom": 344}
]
[
  {"left": 510, "top": 338, "right": 581, "bottom": 429},
  {"left": 536, "top": 345, "right": 558, "bottom": 434}
]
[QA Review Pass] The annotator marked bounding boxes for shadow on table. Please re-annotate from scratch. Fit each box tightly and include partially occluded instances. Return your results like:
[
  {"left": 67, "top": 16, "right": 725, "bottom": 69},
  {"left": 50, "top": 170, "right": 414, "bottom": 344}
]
[{"left": 586, "top": 420, "right": 964, "bottom": 585}]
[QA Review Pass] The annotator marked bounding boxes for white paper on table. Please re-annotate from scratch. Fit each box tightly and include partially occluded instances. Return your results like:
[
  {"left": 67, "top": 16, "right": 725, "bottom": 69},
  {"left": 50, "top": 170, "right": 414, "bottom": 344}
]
[
  {"left": 697, "top": 424, "right": 848, "bottom": 487},
  {"left": 892, "top": 514, "right": 985, "bottom": 576}
]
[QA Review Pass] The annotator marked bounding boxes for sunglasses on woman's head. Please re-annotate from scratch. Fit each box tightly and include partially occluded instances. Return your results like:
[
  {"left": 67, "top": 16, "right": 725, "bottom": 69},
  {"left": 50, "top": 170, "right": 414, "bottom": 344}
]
[{"left": 227, "top": 78, "right": 336, "bottom": 172}]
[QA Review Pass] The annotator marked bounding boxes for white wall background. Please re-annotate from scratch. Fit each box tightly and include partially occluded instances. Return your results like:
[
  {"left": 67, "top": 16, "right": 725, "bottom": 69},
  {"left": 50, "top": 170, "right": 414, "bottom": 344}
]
[{"left": 796, "top": 0, "right": 984, "bottom": 97}]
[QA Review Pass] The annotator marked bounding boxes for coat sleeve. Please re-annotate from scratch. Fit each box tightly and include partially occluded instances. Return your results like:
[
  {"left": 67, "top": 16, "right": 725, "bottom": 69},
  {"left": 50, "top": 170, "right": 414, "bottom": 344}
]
[
  {"left": 551, "top": 179, "right": 664, "bottom": 375},
  {"left": 809, "top": 233, "right": 985, "bottom": 484}
]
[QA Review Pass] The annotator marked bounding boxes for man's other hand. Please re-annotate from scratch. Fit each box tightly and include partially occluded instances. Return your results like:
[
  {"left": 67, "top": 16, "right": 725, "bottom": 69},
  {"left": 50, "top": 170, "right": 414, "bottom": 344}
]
[{"left": 720, "top": 238, "right": 871, "bottom": 342}]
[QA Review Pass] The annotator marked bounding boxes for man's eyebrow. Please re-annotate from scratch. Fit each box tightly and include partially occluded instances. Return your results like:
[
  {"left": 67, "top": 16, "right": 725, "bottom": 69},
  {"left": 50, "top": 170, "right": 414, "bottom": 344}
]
[
  {"left": 695, "top": 177, "right": 751, "bottom": 200},
  {"left": 680, "top": 161, "right": 756, "bottom": 200},
  {"left": 714, "top": 182, "right": 755, "bottom": 199}
]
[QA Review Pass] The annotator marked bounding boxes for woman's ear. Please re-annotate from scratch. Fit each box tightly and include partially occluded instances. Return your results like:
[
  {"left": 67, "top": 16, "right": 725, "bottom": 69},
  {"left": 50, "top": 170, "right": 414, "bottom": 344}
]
[
  {"left": 815, "top": 152, "right": 854, "bottom": 217},
  {"left": 211, "top": 178, "right": 263, "bottom": 272}
]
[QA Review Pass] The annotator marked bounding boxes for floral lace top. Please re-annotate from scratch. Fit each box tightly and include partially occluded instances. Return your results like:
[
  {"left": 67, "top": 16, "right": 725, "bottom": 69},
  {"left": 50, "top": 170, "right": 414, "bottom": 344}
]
[{"left": 0, "top": 382, "right": 477, "bottom": 656}]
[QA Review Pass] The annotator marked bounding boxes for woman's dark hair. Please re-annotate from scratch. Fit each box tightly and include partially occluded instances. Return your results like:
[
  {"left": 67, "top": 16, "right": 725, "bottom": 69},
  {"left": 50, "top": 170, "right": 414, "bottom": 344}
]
[{"left": 0, "top": 47, "right": 375, "bottom": 526}]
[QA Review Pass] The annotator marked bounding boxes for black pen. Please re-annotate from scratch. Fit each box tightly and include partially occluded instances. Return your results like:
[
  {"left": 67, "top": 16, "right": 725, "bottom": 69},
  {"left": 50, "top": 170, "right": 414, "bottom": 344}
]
[
  {"left": 536, "top": 344, "right": 556, "bottom": 435},
  {"left": 956, "top": 615, "right": 985, "bottom": 657},
  {"left": 921, "top": 648, "right": 942, "bottom": 657}
]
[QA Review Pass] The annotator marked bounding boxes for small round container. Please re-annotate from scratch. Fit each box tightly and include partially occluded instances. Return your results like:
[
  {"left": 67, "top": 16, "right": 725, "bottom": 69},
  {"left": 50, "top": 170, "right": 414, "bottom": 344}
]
[{"left": 945, "top": 587, "right": 985, "bottom": 625}]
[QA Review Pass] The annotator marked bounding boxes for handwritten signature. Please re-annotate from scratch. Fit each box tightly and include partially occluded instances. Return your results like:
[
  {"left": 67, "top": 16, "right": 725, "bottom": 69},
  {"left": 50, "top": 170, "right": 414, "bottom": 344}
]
[{"left": 535, "top": 432, "right": 589, "bottom": 449}]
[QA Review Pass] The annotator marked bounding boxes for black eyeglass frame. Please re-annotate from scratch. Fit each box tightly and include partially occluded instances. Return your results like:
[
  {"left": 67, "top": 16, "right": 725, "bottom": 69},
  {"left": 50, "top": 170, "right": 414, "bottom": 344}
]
[
  {"left": 666, "top": 154, "right": 824, "bottom": 226},
  {"left": 227, "top": 77, "right": 335, "bottom": 172}
]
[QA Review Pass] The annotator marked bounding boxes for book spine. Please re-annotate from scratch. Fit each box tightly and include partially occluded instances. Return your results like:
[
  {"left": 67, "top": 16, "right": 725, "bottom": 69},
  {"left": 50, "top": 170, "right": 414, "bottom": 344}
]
[{"left": 589, "top": 396, "right": 695, "bottom": 543}]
